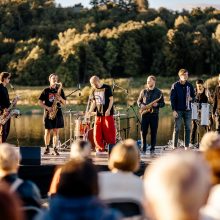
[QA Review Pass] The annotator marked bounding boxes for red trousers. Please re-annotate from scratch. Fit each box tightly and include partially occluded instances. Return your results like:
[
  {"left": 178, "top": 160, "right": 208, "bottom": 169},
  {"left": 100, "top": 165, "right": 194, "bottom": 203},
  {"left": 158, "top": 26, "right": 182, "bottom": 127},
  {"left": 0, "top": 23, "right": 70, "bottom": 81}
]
[{"left": 93, "top": 116, "right": 116, "bottom": 151}]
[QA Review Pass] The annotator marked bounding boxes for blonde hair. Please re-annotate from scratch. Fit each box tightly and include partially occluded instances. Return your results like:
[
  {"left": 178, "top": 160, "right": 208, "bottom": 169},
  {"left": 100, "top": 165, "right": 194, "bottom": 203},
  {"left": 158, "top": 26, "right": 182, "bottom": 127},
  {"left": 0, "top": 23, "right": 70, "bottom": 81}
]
[
  {"left": 148, "top": 75, "right": 156, "bottom": 81},
  {"left": 0, "top": 143, "right": 20, "bottom": 172},
  {"left": 200, "top": 131, "right": 220, "bottom": 152},
  {"left": 144, "top": 151, "right": 211, "bottom": 220},
  {"left": 108, "top": 139, "right": 140, "bottom": 172},
  {"left": 178, "top": 69, "right": 188, "bottom": 76}
]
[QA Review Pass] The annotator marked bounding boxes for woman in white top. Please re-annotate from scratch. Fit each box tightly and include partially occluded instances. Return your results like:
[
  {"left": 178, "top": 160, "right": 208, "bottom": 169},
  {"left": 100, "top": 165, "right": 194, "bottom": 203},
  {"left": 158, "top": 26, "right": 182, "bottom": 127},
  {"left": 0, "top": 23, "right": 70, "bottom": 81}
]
[{"left": 98, "top": 139, "right": 144, "bottom": 204}]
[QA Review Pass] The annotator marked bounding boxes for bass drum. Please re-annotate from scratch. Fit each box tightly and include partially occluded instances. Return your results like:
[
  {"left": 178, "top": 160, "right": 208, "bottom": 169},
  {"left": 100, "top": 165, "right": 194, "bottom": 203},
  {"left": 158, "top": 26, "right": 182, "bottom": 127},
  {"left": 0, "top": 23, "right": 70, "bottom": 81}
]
[
  {"left": 201, "top": 103, "right": 210, "bottom": 126},
  {"left": 87, "top": 128, "right": 96, "bottom": 151}
]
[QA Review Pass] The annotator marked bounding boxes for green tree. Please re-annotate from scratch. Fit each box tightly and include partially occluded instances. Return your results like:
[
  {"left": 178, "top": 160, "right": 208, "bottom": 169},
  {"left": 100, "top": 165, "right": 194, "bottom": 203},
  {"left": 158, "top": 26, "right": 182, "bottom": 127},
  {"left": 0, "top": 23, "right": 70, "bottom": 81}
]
[
  {"left": 121, "top": 37, "right": 141, "bottom": 76},
  {"left": 104, "top": 41, "right": 118, "bottom": 77}
]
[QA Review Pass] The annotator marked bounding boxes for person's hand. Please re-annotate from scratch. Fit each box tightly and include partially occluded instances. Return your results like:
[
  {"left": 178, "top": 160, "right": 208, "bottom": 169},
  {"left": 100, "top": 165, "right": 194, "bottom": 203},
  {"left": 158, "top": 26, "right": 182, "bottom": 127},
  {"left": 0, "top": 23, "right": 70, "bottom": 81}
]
[
  {"left": 56, "top": 94, "right": 61, "bottom": 101},
  {"left": 152, "top": 102, "right": 158, "bottom": 107},
  {"left": 46, "top": 107, "right": 52, "bottom": 112},
  {"left": 212, "top": 114, "right": 215, "bottom": 120},
  {"left": 173, "top": 111, "right": 178, "bottom": 118},
  {"left": 105, "top": 109, "right": 110, "bottom": 116}
]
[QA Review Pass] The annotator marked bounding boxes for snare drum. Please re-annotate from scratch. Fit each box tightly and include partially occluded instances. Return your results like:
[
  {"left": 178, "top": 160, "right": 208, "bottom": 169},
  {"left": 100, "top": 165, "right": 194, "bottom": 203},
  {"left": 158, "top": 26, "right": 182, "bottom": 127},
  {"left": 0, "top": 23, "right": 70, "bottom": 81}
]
[
  {"left": 201, "top": 103, "right": 210, "bottom": 126},
  {"left": 74, "top": 117, "right": 90, "bottom": 139},
  {"left": 191, "top": 103, "right": 199, "bottom": 120}
]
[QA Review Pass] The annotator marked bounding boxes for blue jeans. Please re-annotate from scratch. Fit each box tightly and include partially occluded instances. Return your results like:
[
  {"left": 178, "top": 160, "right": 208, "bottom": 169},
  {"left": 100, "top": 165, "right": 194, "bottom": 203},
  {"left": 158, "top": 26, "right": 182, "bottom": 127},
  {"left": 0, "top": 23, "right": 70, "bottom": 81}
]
[{"left": 172, "top": 110, "right": 192, "bottom": 148}]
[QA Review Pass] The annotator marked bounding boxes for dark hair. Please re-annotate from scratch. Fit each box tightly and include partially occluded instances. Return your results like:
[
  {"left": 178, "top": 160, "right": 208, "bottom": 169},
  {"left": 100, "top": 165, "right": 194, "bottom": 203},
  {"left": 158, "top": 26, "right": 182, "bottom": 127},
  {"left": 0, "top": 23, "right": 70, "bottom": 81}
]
[
  {"left": 57, "top": 158, "right": 98, "bottom": 197},
  {"left": 0, "top": 72, "right": 11, "bottom": 82},
  {"left": 196, "top": 79, "right": 204, "bottom": 85}
]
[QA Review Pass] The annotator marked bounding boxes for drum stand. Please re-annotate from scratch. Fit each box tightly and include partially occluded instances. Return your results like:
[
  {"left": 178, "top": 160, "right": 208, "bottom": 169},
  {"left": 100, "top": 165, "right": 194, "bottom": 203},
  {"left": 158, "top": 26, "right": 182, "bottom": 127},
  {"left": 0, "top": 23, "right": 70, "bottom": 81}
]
[{"left": 60, "top": 109, "right": 74, "bottom": 150}]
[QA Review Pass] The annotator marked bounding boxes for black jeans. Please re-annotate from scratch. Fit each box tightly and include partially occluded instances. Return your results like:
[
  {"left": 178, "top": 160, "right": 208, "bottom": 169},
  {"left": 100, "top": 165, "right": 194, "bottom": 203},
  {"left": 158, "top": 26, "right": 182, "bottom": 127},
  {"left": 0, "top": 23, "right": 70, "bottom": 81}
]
[
  {"left": 141, "top": 113, "right": 159, "bottom": 152},
  {"left": 0, "top": 119, "right": 10, "bottom": 143}
]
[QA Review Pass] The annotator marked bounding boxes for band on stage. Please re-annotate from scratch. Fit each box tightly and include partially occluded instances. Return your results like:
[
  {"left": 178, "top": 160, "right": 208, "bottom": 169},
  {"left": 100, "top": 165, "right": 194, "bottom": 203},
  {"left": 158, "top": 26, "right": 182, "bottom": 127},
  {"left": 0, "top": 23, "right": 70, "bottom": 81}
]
[{"left": 1, "top": 70, "right": 220, "bottom": 154}]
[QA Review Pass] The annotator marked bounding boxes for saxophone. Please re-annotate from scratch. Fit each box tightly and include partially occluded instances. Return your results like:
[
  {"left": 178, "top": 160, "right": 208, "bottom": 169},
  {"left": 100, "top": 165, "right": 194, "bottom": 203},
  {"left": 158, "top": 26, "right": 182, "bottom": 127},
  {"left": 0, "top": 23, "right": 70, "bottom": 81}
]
[
  {"left": 139, "top": 94, "right": 162, "bottom": 116},
  {"left": 48, "top": 83, "right": 62, "bottom": 120},
  {"left": 0, "top": 95, "right": 20, "bottom": 125}
]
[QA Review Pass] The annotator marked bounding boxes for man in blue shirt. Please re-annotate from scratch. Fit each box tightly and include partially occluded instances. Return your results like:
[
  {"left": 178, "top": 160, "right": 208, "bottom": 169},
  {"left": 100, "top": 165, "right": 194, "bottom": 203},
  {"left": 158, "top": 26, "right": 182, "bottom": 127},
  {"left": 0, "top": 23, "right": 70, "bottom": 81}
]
[{"left": 170, "top": 69, "right": 195, "bottom": 150}]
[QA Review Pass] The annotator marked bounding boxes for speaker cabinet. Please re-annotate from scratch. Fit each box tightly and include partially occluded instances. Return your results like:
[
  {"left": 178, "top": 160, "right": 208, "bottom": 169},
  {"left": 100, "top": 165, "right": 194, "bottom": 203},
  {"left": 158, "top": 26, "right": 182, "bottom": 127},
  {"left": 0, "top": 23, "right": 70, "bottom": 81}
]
[{"left": 20, "top": 147, "right": 41, "bottom": 165}]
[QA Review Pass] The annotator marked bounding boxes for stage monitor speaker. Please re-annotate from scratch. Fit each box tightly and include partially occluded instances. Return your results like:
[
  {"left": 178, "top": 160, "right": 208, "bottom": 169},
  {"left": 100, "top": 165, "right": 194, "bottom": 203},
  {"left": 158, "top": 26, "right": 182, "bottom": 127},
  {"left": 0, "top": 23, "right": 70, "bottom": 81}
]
[{"left": 20, "top": 147, "right": 41, "bottom": 165}]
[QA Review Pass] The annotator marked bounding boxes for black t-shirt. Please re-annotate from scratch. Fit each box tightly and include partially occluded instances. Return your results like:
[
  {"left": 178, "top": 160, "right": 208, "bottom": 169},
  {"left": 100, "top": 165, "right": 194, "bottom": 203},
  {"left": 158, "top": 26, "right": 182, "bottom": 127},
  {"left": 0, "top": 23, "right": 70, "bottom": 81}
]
[
  {"left": 0, "top": 83, "right": 10, "bottom": 113},
  {"left": 195, "top": 88, "right": 208, "bottom": 104},
  {"left": 39, "top": 87, "right": 66, "bottom": 111},
  {"left": 91, "top": 84, "right": 114, "bottom": 116}
]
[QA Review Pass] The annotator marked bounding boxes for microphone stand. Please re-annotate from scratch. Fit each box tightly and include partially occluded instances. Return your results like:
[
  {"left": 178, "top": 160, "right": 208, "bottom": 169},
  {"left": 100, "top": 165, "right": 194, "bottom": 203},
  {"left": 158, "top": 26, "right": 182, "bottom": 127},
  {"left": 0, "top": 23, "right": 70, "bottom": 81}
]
[
  {"left": 112, "top": 81, "right": 130, "bottom": 138},
  {"left": 61, "top": 85, "right": 81, "bottom": 150},
  {"left": 66, "top": 88, "right": 81, "bottom": 98}
]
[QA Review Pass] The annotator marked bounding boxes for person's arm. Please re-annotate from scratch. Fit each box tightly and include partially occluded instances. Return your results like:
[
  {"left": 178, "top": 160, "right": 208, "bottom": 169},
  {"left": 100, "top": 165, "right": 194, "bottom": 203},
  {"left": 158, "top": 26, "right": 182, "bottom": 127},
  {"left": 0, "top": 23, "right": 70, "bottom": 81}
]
[
  {"left": 105, "top": 96, "right": 113, "bottom": 116},
  {"left": 137, "top": 90, "right": 145, "bottom": 109},
  {"left": 206, "top": 89, "right": 213, "bottom": 104},
  {"left": 38, "top": 100, "right": 52, "bottom": 112},
  {"left": 170, "top": 83, "right": 178, "bottom": 118},
  {"left": 190, "top": 84, "right": 196, "bottom": 102},
  {"left": 58, "top": 89, "right": 66, "bottom": 105},
  {"left": 157, "top": 92, "right": 165, "bottom": 108},
  {"left": 213, "top": 87, "right": 217, "bottom": 115}
]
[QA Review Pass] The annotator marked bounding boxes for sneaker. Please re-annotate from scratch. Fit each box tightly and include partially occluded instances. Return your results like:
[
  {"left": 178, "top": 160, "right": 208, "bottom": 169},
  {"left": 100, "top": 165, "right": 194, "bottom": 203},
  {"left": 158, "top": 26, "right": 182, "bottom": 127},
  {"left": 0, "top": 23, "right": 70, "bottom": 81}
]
[
  {"left": 189, "top": 143, "right": 194, "bottom": 148},
  {"left": 140, "top": 151, "right": 147, "bottom": 156},
  {"left": 150, "top": 150, "right": 155, "bottom": 157},
  {"left": 95, "top": 149, "right": 106, "bottom": 156},
  {"left": 51, "top": 148, "right": 60, "bottom": 156},
  {"left": 43, "top": 147, "right": 50, "bottom": 155}
]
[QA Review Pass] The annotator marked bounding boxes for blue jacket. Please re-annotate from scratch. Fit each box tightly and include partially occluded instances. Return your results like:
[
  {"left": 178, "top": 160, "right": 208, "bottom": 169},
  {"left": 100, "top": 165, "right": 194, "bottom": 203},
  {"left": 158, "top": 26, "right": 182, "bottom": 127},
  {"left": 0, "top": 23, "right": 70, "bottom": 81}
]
[
  {"left": 36, "top": 195, "right": 121, "bottom": 220},
  {"left": 170, "top": 81, "right": 195, "bottom": 111}
]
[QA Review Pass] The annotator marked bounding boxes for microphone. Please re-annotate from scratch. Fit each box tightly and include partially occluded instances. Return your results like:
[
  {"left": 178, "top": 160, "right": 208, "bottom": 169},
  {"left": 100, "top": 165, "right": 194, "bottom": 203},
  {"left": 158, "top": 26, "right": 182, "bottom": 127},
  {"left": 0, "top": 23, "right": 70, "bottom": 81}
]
[
  {"left": 78, "top": 83, "right": 81, "bottom": 96},
  {"left": 112, "top": 80, "right": 115, "bottom": 92}
]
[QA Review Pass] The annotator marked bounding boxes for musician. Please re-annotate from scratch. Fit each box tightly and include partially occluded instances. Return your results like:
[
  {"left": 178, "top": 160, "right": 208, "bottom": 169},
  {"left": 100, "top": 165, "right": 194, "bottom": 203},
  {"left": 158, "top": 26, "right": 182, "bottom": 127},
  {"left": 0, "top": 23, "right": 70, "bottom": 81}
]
[
  {"left": 88, "top": 75, "right": 116, "bottom": 153},
  {"left": 137, "top": 75, "right": 165, "bottom": 155},
  {"left": 213, "top": 74, "right": 220, "bottom": 133},
  {"left": 190, "top": 79, "right": 213, "bottom": 145},
  {"left": 38, "top": 74, "right": 66, "bottom": 155},
  {"left": 170, "top": 69, "right": 195, "bottom": 150},
  {"left": 0, "top": 72, "right": 11, "bottom": 143}
]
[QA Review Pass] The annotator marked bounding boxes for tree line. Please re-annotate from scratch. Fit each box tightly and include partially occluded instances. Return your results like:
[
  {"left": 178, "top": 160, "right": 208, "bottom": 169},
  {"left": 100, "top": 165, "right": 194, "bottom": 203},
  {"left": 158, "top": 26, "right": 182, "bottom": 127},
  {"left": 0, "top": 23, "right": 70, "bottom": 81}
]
[{"left": 0, "top": 0, "right": 220, "bottom": 86}]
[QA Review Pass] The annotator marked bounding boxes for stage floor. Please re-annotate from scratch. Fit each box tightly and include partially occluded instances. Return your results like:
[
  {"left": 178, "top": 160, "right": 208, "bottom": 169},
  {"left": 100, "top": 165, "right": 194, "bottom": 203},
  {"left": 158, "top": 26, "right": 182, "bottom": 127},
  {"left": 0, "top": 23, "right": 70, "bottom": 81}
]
[{"left": 41, "top": 146, "right": 172, "bottom": 166}]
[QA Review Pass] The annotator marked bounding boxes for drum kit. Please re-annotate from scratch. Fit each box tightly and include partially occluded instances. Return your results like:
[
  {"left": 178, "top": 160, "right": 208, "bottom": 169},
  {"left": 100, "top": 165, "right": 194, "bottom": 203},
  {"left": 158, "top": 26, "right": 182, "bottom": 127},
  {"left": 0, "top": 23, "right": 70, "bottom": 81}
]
[
  {"left": 60, "top": 109, "right": 127, "bottom": 150},
  {"left": 191, "top": 102, "right": 212, "bottom": 146},
  {"left": 191, "top": 102, "right": 210, "bottom": 126}
]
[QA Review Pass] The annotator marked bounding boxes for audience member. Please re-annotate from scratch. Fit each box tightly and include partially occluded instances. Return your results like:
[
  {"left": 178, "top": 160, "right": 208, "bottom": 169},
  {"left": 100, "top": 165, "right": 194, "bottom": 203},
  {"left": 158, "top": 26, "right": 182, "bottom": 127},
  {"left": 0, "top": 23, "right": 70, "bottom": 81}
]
[
  {"left": 199, "top": 132, "right": 220, "bottom": 220},
  {"left": 48, "top": 140, "right": 91, "bottom": 196},
  {"left": 0, "top": 143, "right": 42, "bottom": 220},
  {"left": 36, "top": 158, "right": 121, "bottom": 220},
  {"left": 144, "top": 151, "right": 211, "bottom": 220},
  {"left": 98, "top": 139, "right": 144, "bottom": 204}
]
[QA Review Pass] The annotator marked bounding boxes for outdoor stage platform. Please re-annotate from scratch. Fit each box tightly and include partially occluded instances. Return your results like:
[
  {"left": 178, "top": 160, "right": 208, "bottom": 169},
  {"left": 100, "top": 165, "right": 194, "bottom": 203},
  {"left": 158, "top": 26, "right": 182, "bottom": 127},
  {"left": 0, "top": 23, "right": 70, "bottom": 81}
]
[{"left": 18, "top": 146, "right": 171, "bottom": 198}]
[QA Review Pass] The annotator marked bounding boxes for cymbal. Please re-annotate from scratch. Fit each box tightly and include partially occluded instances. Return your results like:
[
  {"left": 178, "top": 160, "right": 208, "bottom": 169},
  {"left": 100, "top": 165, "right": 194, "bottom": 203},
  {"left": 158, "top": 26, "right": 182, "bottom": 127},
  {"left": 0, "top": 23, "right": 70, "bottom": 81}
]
[
  {"left": 113, "top": 113, "right": 127, "bottom": 117},
  {"left": 114, "top": 107, "right": 124, "bottom": 110}
]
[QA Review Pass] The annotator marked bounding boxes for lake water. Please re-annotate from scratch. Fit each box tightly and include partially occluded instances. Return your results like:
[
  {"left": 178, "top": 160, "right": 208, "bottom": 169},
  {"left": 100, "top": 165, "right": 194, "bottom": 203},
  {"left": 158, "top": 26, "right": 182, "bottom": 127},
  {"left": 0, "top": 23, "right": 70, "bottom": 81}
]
[{"left": 7, "top": 112, "right": 179, "bottom": 147}]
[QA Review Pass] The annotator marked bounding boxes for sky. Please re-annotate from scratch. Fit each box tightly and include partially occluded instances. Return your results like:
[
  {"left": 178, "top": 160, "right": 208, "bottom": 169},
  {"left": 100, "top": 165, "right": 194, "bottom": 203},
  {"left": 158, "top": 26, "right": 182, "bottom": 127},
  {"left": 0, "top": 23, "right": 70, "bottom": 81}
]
[{"left": 55, "top": 0, "right": 220, "bottom": 10}]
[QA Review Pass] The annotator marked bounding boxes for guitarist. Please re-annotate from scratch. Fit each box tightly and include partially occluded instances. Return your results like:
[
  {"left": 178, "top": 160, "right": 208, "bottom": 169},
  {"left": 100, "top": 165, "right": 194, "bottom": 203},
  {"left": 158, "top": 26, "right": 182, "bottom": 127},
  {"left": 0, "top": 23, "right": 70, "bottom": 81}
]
[
  {"left": 0, "top": 72, "right": 11, "bottom": 143},
  {"left": 137, "top": 75, "right": 165, "bottom": 155}
]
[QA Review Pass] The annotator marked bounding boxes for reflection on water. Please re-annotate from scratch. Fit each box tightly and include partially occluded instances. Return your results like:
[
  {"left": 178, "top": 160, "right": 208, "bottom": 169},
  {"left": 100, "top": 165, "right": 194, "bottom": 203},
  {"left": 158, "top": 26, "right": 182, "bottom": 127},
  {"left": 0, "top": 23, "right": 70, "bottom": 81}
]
[{"left": 7, "top": 113, "right": 177, "bottom": 147}]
